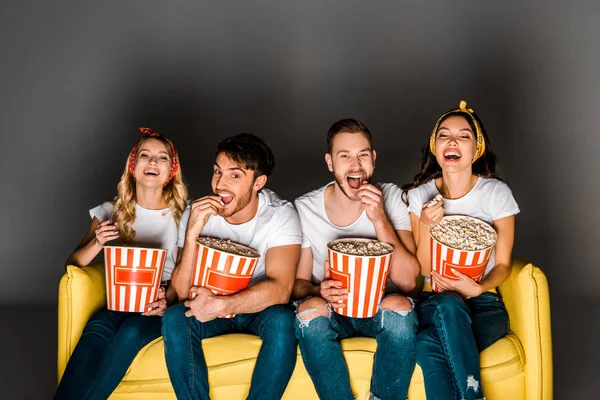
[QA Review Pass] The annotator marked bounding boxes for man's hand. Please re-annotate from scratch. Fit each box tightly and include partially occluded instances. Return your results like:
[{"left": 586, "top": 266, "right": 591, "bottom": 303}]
[
  {"left": 357, "top": 183, "right": 387, "bottom": 224},
  {"left": 184, "top": 286, "right": 226, "bottom": 322},
  {"left": 320, "top": 260, "right": 348, "bottom": 307},
  {"left": 186, "top": 196, "right": 224, "bottom": 239}
]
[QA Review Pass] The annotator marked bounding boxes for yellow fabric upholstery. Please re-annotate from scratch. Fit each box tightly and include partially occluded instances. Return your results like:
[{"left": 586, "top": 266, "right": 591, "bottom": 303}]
[{"left": 57, "top": 258, "right": 552, "bottom": 399}]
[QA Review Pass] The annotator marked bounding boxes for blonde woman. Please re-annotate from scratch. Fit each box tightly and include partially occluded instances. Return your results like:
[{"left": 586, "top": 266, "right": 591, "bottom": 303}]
[{"left": 55, "top": 128, "right": 188, "bottom": 400}]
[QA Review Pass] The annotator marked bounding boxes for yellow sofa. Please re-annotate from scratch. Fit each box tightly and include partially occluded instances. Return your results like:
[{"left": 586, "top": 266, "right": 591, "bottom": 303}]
[{"left": 57, "top": 258, "right": 552, "bottom": 399}]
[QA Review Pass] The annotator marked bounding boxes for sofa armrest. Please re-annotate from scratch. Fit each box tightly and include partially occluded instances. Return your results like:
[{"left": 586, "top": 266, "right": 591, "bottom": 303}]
[
  {"left": 57, "top": 263, "right": 106, "bottom": 383},
  {"left": 498, "top": 258, "right": 553, "bottom": 400}
]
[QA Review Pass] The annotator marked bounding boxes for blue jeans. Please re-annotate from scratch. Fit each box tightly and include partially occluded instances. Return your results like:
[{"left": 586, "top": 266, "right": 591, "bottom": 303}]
[
  {"left": 55, "top": 309, "right": 162, "bottom": 400},
  {"left": 161, "top": 302, "right": 297, "bottom": 400},
  {"left": 295, "top": 304, "right": 418, "bottom": 400},
  {"left": 416, "top": 291, "right": 509, "bottom": 400}
]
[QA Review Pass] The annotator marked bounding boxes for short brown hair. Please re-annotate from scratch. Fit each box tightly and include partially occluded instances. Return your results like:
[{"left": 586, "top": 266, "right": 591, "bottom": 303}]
[{"left": 326, "top": 119, "right": 373, "bottom": 153}]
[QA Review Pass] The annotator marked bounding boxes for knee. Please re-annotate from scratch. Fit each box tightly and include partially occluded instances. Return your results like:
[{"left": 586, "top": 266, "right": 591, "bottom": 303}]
[
  {"left": 161, "top": 303, "right": 187, "bottom": 336},
  {"left": 297, "top": 297, "right": 330, "bottom": 321},
  {"left": 295, "top": 298, "right": 334, "bottom": 339},
  {"left": 380, "top": 295, "right": 414, "bottom": 314},
  {"left": 430, "top": 292, "right": 467, "bottom": 312},
  {"left": 116, "top": 320, "right": 146, "bottom": 344},
  {"left": 82, "top": 312, "right": 120, "bottom": 340}
]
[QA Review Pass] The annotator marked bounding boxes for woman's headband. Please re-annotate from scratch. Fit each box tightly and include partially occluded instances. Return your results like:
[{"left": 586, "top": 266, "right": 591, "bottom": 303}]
[
  {"left": 429, "top": 100, "right": 486, "bottom": 163},
  {"left": 128, "top": 127, "right": 179, "bottom": 186}
]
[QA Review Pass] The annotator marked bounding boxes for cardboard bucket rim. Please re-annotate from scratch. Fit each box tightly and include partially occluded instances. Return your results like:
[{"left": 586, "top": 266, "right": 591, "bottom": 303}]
[
  {"left": 196, "top": 237, "right": 260, "bottom": 259},
  {"left": 327, "top": 238, "right": 394, "bottom": 257},
  {"left": 430, "top": 215, "right": 498, "bottom": 253},
  {"left": 104, "top": 245, "right": 169, "bottom": 253}
]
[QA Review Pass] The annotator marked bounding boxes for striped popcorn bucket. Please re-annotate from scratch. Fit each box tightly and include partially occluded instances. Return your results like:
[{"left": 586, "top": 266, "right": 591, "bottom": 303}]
[
  {"left": 190, "top": 238, "right": 260, "bottom": 318},
  {"left": 327, "top": 239, "right": 394, "bottom": 318},
  {"left": 104, "top": 246, "right": 167, "bottom": 313},
  {"left": 430, "top": 216, "right": 497, "bottom": 292}
]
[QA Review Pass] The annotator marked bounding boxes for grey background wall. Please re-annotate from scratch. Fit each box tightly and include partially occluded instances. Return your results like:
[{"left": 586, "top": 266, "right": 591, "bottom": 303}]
[{"left": 1, "top": 0, "right": 598, "bottom": 397}]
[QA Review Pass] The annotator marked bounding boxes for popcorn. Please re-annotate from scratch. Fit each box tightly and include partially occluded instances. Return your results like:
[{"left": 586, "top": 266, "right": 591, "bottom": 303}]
[
  {"left": 425, "top": 194, "right": 443, "bottom": 208},
  {"left": 330, "top": 239, "right": 393, "bottom": 256},
  {"left": 430, "top": 217, "right": 497, "bottom": 251},
  {"left": 196, "top": 237, "right": 259, "bottom": 257}
]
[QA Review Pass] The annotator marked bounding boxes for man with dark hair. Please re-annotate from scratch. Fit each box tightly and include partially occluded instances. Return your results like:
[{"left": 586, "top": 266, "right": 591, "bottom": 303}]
[
  {"left": 292, "top": 119, "right": 420, "bottom": 400},
  {"left": 162, "top": 133, "right": 301, "bottom": 400}
]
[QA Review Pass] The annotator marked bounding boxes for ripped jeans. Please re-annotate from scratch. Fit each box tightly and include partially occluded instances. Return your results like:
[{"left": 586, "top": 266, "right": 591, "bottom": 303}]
[
  {"left": 416, "top": 291, "right": 509, "bottom": 400},
  {"left": 295, "top": 297, "right": 418, "bottom": 400}
]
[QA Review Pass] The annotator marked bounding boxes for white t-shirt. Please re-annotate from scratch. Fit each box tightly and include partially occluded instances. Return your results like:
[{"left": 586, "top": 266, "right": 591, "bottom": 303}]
[
  {"left": 90, "top": 202, "right": 181, "bottom": 281},
  {"left": 294, "top": 182, "right": 412, "bottom": 284},
  {"left": 407, "top": 177, "right": 520, "bottom": 277},
  {"left": 177, "top": 189, "right": 302, "bottom": 285}
]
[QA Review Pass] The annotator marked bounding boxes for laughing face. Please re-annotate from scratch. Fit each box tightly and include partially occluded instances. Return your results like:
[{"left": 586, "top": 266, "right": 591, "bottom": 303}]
[
  {"left": 326, "top": 132, "right": 376, "bottom": 201},
  {"left": 212, "top": 153, "right": 264, "bottom": 220},
  {"left": 434, "top": 115, "right": 477, "bottom": 172},
  {"left": 133, "top": 138, "right": 173, "bottom": 187}
]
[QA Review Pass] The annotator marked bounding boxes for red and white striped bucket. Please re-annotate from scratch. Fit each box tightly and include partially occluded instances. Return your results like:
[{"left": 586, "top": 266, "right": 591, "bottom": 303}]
[
  {"left": 430, "top": 216, "right": 497, "bottom": 292},
  {"left": 327, "top": 239, "right": 393, "bottom": 318},
  {"left": 104, "top": 246, "right": 166, "bottom": 313},
  {"left": 190, "top": 238, "right": 260, "bottom": 318}
]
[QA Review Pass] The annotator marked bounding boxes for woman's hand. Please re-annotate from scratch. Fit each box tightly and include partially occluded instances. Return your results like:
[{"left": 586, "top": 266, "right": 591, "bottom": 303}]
[
  {"left": 431, "top": 269, "right": 483, "bottom": 298},
  {"left": 94, "top": 220, "right": 119, "bottom": 246},
  {"left": 143, "top": 287, "right": 168, "bottom": 316},
  {"left": 421, "top": 199, "right": 444, "bottom": 226}
]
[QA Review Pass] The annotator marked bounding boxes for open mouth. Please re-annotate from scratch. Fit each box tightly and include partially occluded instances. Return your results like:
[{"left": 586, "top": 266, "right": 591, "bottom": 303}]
[
  {"left": 143, "top": 169, "right": 160, "bottom": 176},
  {"left": 346, "top": 174, "right": 366, "bottom": 190},
  {"left": 218, "top": 193, "right": 234, "bottom": 206},
  {"left": 443, "top": 151, "right": 462, "bottom": 162}
]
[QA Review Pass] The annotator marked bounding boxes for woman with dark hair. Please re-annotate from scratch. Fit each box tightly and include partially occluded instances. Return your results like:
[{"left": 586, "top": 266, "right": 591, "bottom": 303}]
[{"left": 402, "top": 101, "right": 520, "bottom": 400}]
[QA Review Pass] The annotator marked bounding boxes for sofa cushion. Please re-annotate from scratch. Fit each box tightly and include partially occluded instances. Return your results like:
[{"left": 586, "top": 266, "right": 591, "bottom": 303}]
[{"left": 117, "top": 331, "right": 524, "bottom": 398}]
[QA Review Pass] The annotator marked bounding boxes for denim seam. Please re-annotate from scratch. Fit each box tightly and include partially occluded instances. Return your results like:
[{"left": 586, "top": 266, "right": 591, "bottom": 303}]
[
  {"left": 187, "top": 316, "right": 195, "bottom": 395},
  {"left": 433, "top": 302, "right": 467, "bottom": 399}
]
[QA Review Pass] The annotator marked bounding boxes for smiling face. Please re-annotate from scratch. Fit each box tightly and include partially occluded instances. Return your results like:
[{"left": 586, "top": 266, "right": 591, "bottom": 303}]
[
  {"left": 133, "top": 138, "right": 172, "bottom": 187},
  {"left": 212, "top": 152, "right": 266, "bottom": 220},
  {"left": 326, "top": 132, "right": 376, "bottom": 201},
  {"left": 434, "top": 115, "right": 477, "bottom": 173}
]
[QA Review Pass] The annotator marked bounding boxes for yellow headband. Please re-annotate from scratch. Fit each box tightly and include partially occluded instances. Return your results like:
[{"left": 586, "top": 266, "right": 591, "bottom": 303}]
[{"left": 429, "top": 100, "right": 486, "bottom": 163}]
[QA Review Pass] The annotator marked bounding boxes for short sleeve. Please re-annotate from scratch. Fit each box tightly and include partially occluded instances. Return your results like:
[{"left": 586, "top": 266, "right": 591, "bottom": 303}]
[
  {"left": 89, "top": 201, "right": 114, "bottom": 222},
  {"left": 490, "top": 181, "right": 520, "bottom": 221},
  {"left": 407, "top": 187, "right": 425, "bottom": 217},
  {"left": 381, "top": 184, "right": 412, "bottom": 231},
  {"left": 294, "top": 199, "right": 313, "bottom": 249},
  {"left": 176, "top": 206, "right": 191, "bottom": 248},
  {"left": 266, "top": 204, "right": 302, "bottom": 249}
]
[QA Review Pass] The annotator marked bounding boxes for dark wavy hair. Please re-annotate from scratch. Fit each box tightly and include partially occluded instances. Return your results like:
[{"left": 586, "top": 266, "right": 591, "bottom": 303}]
[
  {"left": 401, "top": 110, "right": 503, "bottom": 205},
  {"left": 216, "top": 133, "right": 275, "bottom": 178}
]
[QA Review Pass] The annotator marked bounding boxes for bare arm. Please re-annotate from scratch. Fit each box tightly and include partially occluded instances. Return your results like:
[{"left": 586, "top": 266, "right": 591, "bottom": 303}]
[
  {"left": 374, "top": 221, "right": 419, "bottom": 292},
  {"left": 170, "top": 196, "right": 223, "bottom": 300},
  {"left": 66, "top": 218, "right": 119, "bottom": 268},
  {"left": 171, "top": 234, "right": 197, "bottom": 301},
  {"left": 478, "top": 215, "right": 514, "bottom": 291},
  {"left": 292, "top": 247, "right": 320, "bottom": 300},
  {"left": 410, "top": 199, "right": 445, "bottom": 277},
  {"left": 411, "top": 212, "right": 432, "bottom": 277},
  {"left": 358, "top": 184, "right": 419, "bottom": 293},
  {"left": 186, "top": 244, "right": 301, "bottom": 320}
]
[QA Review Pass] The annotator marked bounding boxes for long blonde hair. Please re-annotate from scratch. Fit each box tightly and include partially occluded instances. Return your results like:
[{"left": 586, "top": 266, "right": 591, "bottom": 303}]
[{"left": 112, "top": 133, "right": 188, "bottom": 244}]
